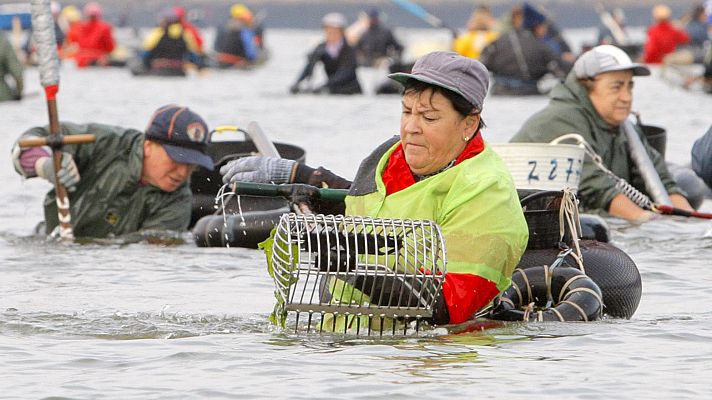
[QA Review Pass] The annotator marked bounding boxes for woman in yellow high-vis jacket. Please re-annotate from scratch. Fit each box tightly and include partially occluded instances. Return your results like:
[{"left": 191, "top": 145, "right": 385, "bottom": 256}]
[{"left": 221, "top": 51, "right": 528, "bottom": 325}]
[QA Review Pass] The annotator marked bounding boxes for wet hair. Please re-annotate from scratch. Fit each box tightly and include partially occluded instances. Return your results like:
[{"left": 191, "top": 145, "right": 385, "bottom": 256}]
[{"left": 402, "top": 79, "right": 486, "bottom": 131}]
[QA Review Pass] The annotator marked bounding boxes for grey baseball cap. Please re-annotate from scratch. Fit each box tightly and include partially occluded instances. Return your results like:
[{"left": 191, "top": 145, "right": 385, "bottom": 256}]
[
  {"left": 388, "top": 51, "right": 489, "bottom": 110},
  {"left": 573, "top": 45, "right": 650, "bottom": 79}
]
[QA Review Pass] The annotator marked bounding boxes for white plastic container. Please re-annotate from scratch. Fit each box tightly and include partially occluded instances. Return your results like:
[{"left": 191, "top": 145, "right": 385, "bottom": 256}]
[{"left": 490, "top": 142, "right": 585, "bottom": 191}]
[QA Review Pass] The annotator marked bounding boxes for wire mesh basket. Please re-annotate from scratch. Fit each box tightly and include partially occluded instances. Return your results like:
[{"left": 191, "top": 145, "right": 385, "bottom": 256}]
[{"left": 269, "top": 213, "right": 447, "bottom": 335}]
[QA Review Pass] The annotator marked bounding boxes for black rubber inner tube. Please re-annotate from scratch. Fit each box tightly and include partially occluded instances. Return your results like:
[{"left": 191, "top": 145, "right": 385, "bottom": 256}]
[
  {"left": 516, "top": 240, "right": 642, "bottom": 319},
  {"left": 192, "top": 208, "right": 288, "bottom": 248},
  {"left": 489, "top": 266, "right": 603, "bottom": 322}
]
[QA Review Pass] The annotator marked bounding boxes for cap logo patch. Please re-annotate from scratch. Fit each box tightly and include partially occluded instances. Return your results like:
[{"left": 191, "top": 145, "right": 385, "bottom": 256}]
[{"left": 186, "top": 122, "right": 206, "bottom": 142}]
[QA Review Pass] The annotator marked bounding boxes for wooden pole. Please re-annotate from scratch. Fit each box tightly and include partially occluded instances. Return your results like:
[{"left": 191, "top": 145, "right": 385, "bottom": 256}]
[{"left": 29, "top": 0, "right": 93, "bottom": 239}]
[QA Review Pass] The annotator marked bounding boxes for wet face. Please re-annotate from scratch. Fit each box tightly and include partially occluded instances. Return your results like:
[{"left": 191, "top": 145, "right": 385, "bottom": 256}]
[
  {"left": 400, "top": 88, "right": 479, "bottom": 176},
  {"left": 142, "top": 140, "right": 195, "bottom": 192},
  {"left": 588, "top": 70, "right": 635, "bottom": 126}
]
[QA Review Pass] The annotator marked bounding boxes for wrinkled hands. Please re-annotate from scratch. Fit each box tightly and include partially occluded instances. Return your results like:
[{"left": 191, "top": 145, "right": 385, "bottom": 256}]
[
  {"left": 220, "top": 156, "right": 297, "bottom": 185},
  {"left": 35, "top": 152, "right": 81, "bottom": 192}
]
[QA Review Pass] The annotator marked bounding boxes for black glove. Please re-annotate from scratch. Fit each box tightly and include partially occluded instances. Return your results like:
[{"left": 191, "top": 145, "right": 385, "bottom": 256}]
[
  {"left": 285, "top": 183, "right": 321, "bottom": 210},
  {"left": 289, "top": 83, "right": 300, "bottom": 94},
  {"left": 430, "top": 291, "right": 450, "bottom": 326}
]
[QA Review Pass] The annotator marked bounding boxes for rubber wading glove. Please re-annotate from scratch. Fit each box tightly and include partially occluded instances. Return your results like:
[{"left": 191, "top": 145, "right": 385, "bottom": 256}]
[
  {"left": 220, "top": 155, "right": 297, "bottom": 184},
  {"left": 34, "top": 153, "right": 81, "bottom": 192}
]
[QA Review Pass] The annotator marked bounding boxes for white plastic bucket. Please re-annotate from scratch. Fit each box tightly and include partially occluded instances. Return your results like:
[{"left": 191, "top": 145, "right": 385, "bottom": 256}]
[{"left": 490, "top": 143, "right": 585, "bottom": 191}]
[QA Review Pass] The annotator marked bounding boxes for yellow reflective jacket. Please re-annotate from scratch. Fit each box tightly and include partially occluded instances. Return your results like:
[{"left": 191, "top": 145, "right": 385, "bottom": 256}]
[{"left": 346, "top": 138, "right": 528, "bottom": 292}]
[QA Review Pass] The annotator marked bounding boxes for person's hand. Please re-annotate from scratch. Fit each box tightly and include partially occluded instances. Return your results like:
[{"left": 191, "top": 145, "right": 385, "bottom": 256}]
[
  {"left": 289, "top": 83, "right": 300, "bottom": 94},
  {"left": 632, "top": 210, "right": 662, "bottom": 224},
  {"left": 286, "top": 183, "right": 321, "bottom": 211},
  {"left": 34, "top": 153, "right": 81, "bottom": 192},
  {"left": 220, "top": 156, "right": 297, "bottom": 184}
]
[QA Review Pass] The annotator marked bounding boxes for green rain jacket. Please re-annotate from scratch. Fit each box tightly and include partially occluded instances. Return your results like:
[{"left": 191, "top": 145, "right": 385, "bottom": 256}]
[
  {"left": 510, "top": 71, "right": 680, "bottom": 212},
  {"left": 18, "top": 122, "right": 191, "bottom": 238},
  {"left": 0, "top": 31, "right": 23, "bottom": 101},
  {"left": 346, "top": 137, "right": 529, "bottom": 292}
]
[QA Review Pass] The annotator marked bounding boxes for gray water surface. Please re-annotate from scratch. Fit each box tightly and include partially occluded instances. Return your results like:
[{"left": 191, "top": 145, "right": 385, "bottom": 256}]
[{"left": 1, "top": 29, "right": 711, "bottom": 399}]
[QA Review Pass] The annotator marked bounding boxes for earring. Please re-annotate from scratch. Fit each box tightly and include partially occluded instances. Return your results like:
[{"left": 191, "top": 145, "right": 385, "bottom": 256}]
[{"left": 463, "top": 136, "right": 470, "bottom": 141}]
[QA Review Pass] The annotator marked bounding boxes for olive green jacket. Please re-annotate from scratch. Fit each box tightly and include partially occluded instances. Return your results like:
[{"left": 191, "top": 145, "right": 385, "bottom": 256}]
[
  {"left": 0, "top": 31, "right": 23, "bottom": 102},
  {"left": 510, "top": 71, "right": 680, "bottom": 212},
  {"left": 19, "top": 122, "right": 191, "bottom": 238}
]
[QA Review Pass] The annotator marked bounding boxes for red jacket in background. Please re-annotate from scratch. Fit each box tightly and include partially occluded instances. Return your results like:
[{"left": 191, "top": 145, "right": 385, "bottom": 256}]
[
  {"left": 66, "top": 19, "right": 115, "bottom": 67},
  {"left": 181, "top": 20, "right": 204, "bottom": 52},
  {"left": 643, "top": 21, "right": 689, "bottom": 64}
]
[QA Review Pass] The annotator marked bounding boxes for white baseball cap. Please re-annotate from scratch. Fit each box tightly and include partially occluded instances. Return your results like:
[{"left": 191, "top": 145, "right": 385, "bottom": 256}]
[
  {"left": 573, "top": 45, "right": 650, "bottom": 79},
  {"left": 321, "top": 12, "right": 347, "bottom": 28}
]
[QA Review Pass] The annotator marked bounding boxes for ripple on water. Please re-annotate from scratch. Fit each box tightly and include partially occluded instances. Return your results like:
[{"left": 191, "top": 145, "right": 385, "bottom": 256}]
[{"left": 0, "top": 308, "right": 274, "bottom": 340}]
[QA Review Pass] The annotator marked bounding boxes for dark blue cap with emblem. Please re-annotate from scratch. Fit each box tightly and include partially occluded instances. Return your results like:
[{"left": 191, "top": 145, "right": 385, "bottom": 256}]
[{"left": 145, "top": 104, "right": 214, "bottom": 170}]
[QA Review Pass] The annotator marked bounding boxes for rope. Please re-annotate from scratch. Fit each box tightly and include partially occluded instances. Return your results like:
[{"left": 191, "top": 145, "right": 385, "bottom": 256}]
[
  {"left": 560, "top": 300, "right": 589, "bottom": 322},
  {"left": 576, "top": 137, "right": 655, "bottom": 210},
  {"left": 552, "top": 133, "right": 655, "bottom": 210},
  {"left": 522, "top": 302, "right": 535, "bottom": 321},
  {"left": 213, "top": 183, "right": 248, "bottom": 248},
  {"left": 558, "top": 188, "right": 585, "bottom": 271}
]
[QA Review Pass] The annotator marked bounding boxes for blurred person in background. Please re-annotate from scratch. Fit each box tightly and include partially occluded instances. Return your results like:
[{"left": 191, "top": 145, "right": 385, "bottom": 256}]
[
  {"left": 64, "top": 1, "right": 116, "bottom": 67},
  {"left": 137, "top": 8, "right": 201, "bottom": 76},
  {"left": 522, "top": 3, "right": 574, "bottom": 63},
  {"left": 662, "top": 4, "right": 710, "bottom": 71},
  {"left": 683, "top": 4, "right": 710, "bottom": 50},
  {"left": 643, "top": 4, "right": 690, "bottom": 64},
  {"left": 597, "top": 8, "right": 629, "bottom": 47},
  {"left": 213, "top": 3, "right": 259, "bottom": 68},
  {"left": 355, "top": 8, "right": 403, "bottom": 67},
  {"left": 691, "top": 125, "right": 712, "bottom": 188},
  {"left": 452, "top": 5, "right": 499, "bottom": 60},
  {"left": 174, "top": 6, "right": 203, "bottom": 54},
  {"left": 0, "top": 29, "right": 23, "bottom": 102},
  {"left": 479, "top": 4, "right": 567, "bottom": 95},
  {"left": 174, "top": 5, "right": 205, "bottom": 67},
  {"left": 289, "top": 12, "right": 361, "bottom": 95}
]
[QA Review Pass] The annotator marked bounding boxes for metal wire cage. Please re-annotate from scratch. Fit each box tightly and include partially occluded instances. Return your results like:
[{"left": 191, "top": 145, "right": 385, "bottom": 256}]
[{"left": 269, "top": 213, "right": 448, "bottom": 335}]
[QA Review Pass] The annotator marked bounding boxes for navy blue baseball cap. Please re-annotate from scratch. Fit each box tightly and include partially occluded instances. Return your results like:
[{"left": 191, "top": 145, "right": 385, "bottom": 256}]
[{"left": 145, "top": 105, "right": 214, "bottom": 170}]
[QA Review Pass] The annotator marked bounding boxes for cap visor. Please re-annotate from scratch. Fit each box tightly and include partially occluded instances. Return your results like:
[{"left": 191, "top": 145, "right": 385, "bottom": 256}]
[
  {"left": 387, "top": 72, "right": 466, "bottom": 98},
  {"left": 162, "top": 143, "right": 214, "bottom": 170},
  {"left": 601, "top": 64, "right": 651, "bottom": 77}
]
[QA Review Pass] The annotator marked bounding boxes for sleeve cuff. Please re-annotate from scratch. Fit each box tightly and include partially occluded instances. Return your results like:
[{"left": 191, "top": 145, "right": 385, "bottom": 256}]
[{"left": 292, "top": 163, "right": 316, "bottom": 184}]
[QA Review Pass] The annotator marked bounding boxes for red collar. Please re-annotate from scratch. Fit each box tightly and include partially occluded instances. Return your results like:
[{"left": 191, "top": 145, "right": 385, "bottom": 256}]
[{"left": 382, "top": 131, "right": 485, "bottom": 196}]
